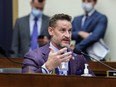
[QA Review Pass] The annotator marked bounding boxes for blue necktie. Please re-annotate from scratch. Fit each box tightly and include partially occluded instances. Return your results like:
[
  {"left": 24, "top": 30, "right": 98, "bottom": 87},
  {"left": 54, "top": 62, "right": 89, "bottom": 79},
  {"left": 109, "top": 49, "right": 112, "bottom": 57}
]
[
  {"left": 82, "top": 15, "right": 89, "bottom": 30},
  {"left": 31, "top": 17, "right": 38, "bottom": 50}
]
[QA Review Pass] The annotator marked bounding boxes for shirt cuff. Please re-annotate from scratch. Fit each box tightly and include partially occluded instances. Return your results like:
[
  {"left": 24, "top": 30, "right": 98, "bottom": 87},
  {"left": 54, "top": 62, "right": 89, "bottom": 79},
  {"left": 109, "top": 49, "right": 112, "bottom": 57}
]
[{"left": 41, "top": 64, "right": 52, "bottom": 74}]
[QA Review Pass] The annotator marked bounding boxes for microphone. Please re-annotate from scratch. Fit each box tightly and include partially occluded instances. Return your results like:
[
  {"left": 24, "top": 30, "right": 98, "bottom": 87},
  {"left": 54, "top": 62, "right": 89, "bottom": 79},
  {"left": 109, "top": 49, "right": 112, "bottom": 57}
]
[{"left": 76, "top": 49, "right": 116, "bottom": 71}]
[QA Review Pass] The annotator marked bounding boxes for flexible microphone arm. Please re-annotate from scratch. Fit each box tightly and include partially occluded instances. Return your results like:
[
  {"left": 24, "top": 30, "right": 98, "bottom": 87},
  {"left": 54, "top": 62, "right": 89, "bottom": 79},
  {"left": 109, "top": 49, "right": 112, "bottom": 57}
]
[{"left": 80, "top": 51, "right": 116, "bottom": 71}]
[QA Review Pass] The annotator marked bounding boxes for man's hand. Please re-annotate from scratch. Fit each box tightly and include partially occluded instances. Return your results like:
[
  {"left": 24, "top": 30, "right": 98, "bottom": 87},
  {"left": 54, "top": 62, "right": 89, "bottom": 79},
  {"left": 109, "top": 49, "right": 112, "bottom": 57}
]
[
  {"left": 78, "top": 31, "right": 90, "bottom": 39},
  {"left": 45, "top": 48, "right": 72, "bottom": 72}
]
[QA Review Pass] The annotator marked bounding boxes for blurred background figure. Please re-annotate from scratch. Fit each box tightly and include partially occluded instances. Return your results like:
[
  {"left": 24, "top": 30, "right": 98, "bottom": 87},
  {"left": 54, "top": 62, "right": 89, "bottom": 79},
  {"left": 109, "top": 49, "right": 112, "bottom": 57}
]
[
  {"left": 11, "top": 0, "right": 50, "bottom": 57},
  {"left": 37, "top": 35, "right": 49, "bottom": 47},
  {"left": 70, "top": 40, "right": 76, "bottom": 51},
  {"left": 72, "top": 0, "right": 108, "bottom": 60}
]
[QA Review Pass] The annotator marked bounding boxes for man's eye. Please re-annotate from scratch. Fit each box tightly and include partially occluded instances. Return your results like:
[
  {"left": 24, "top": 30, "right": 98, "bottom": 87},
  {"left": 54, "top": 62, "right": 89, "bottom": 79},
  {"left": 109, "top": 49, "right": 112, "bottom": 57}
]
[
  {"left": 69, "top": 30, "right": 71, "bottom": 32},
  {"left": 60, "top": 29, "right": 65, "bottom": 32},
  {"left": 68, "top": 29, "right": 72, "bottom": 33}
]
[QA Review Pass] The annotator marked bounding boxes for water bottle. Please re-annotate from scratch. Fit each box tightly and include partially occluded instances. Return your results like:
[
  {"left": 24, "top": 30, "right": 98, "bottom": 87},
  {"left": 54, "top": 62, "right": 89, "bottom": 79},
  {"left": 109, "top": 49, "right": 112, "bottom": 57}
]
[{"left": 59, "top": 62, "right": 68, "bottom": 75}]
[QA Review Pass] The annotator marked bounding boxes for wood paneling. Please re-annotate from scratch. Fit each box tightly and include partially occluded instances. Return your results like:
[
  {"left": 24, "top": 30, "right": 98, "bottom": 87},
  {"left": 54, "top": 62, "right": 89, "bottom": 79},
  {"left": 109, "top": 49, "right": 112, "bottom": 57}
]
[
  {"left": 12, "top": 0, "right": 18, "bottom": 26},
  {"left": 0, "top": 73, "right": 116, "bottom": 87},
  {"left": 0, "top": 58, "right": 116, "bottom": 76}
]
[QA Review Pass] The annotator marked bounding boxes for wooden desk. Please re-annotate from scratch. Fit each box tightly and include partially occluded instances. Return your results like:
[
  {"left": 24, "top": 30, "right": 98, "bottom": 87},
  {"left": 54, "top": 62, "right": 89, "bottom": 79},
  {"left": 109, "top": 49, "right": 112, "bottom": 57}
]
[
  {"left": 0, "top": 58, "right": 23, "bottom": 68},
  {"left": 0, "top": 73, "right": 116, "bottom": 87},
  {"left": 88, "top": 61, "right": 116, "bottom": 76},
  {"left": 0, "top": 58, "right": 116, "bottom": 76}
]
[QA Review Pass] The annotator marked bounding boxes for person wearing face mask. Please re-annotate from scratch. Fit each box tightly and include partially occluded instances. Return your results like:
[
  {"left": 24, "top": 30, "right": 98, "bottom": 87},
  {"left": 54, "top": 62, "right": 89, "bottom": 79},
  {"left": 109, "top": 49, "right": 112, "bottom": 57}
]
[
  {"left": 72, "top": 0, "right": 108, "bottom": 60},
  {"left": 11, "top": 0, "right": 50, "bottom": 57}
]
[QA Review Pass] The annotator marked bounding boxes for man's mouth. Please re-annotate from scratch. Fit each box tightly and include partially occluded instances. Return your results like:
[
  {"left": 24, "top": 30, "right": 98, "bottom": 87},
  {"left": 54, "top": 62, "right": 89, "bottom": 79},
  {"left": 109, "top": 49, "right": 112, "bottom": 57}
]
[{"left": 62, "top": 40, "right": 70, "bottom": 44}]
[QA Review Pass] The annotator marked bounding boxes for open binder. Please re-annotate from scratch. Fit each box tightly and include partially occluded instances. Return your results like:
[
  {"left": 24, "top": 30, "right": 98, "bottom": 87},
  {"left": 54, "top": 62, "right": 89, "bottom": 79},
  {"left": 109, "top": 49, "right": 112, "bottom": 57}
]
[{"left": 86, "top": 39, "right": 110, "bottom": 61}]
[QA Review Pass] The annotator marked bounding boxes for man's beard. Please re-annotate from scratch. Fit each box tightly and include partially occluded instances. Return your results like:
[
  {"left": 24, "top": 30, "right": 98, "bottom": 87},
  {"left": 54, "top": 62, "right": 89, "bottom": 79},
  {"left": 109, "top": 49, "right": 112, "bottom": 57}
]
[
  {"left": 58, "top": 44, "right": 66, "bottom": 49},
  {"left": 52, "top": 36, "right": 70, "bottom": 49},
  {"left": 56, "top": 41, "right": 70, "bottom": 49}
]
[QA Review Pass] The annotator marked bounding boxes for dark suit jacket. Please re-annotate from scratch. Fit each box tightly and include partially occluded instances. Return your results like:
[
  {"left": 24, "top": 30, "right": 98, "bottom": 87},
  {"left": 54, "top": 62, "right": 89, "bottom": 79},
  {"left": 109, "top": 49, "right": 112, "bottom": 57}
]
[
  {"left": 12, "top": 14, "right": 50, "bottom": 57},
  {"left": 72, "top": 11, "right": 108, "bottom": 52},
  {"left": 22, "top": 43, "right": 94, "bottom": 75}
]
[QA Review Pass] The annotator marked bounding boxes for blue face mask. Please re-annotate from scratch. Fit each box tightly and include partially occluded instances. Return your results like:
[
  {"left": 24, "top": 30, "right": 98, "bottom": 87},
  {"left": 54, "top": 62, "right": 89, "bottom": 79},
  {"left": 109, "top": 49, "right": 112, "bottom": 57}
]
[
  {"left": 31, "top": 7, "right": 43, "bottom": 17},
  {"left": 82, "top": 2, "right": 94, "bottom": 12}
]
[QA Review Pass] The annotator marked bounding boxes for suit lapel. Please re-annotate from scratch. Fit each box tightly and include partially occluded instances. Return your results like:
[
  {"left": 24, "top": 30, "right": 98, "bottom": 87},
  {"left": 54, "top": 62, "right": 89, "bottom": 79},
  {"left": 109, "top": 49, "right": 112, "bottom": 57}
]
[
  {"left": 40, "top": 15, "right": 46, "bottom": 34},
  {"left": 69, "top": 58, "right": 77, "bottom": 75},
  {"left": 78, "top": 16, "right": 83, "bottom": 30},
  {"left": 83, "top": 11, "right": 97, "bottom": 31},
  {"left": 67, "top": 49, "right": 77, "bottom": 75},
  {"left": 24, "top": 15, "right": 30, "bottom": 40},
  {"left": 41, "top": 43, "right": 50, "bottom": 62}
]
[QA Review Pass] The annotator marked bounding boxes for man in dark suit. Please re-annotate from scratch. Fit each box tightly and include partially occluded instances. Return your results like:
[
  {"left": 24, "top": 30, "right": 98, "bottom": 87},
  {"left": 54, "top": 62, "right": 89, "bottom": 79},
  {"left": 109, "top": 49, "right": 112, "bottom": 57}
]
[
  {"left": 72, "top": 0, "right": 108, "bottom": 60},
  {"left": 22, "top": 13, "right": 94, "bottom": 76},
  {"left": 12, "top": 0, "right": 50, "bottom": 57}
]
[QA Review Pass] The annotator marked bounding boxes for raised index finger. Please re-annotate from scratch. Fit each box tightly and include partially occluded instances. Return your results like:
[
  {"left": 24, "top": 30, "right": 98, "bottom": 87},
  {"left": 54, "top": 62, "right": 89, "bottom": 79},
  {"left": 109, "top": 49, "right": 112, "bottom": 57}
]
[{"left": 57, "top": 47, "right": 67, "bottom": 55}]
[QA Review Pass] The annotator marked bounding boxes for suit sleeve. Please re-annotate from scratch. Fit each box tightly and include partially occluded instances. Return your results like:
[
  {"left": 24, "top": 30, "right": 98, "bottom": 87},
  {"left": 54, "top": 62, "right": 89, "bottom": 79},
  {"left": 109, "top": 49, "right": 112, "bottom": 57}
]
[
  {"left": 11, "top": 19, "right": 20, "bottom": 57},
  {"left": 22, "top": 51, "right": 44, "bottom": 73},
  {"left": 72, "top": 17, "right": 81, "bottom": 40},
  {"left": 76, "top": 15, "right": 108, "bottom": 51}
]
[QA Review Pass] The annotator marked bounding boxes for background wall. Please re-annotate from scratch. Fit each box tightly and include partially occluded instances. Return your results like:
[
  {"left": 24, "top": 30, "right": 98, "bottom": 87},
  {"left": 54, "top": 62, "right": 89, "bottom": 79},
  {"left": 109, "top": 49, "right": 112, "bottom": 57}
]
[{"left": 18, "top": 0, "right": 116, "bottom": 61}]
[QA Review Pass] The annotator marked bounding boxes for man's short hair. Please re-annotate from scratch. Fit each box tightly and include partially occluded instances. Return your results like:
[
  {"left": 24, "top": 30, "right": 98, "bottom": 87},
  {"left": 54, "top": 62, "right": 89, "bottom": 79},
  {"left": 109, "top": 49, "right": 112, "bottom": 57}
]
[
  {"left": 93, "top": 0, "right": 97, "bottom": 3},
  {"left": 82, "top": 0, "right": 97, "bottom": 3},
  {"left": 32, "top": 0, "right": 44, "bottom": 3},
  {"left": 49, "top": 13, "right": 72, "bottom": 28}
]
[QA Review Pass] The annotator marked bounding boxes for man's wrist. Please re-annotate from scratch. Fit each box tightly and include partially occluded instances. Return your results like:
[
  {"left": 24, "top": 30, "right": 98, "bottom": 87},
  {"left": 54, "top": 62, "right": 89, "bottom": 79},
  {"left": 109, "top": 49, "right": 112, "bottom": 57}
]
[
  {"left": 45, "top": 63, "right": 53, "bottom": 72},
  {"left": 42, "top": 64, "right": 52, "bottom": 74}
]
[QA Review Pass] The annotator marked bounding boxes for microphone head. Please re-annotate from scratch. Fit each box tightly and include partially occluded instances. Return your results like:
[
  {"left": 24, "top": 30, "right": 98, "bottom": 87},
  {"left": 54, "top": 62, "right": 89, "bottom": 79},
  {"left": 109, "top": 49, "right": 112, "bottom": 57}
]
[
  {"left": 74, "top": 48, "right": 83, "bottom": 55},
  {"left": 0, "top": 45, "right": 7, "bottom": 56}
]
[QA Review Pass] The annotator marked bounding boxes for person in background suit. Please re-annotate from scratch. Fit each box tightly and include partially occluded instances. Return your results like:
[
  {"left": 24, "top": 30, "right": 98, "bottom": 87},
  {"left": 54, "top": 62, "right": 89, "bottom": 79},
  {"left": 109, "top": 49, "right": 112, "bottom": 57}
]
[
  {"left": 22, "top": 13, "right": 94, "bottom": 76},
  {"left": 37, "top": 35, "right": 49, "bottom": 47},
  {"left": 11, "top": 0, "right": 50, "bottom": 57},
  {"left": 72, "top": 0, "right": 108, "bottom": 60}
]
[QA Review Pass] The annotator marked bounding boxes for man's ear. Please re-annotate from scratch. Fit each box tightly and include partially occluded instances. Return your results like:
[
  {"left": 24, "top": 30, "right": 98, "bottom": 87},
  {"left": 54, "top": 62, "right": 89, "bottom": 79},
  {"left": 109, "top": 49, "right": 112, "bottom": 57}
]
[
  {"left": 30, "top": 1, "right": 33, "bottom": 8},
  {"left": 48, "top": 27, "right": 53, "bottom": 36}
]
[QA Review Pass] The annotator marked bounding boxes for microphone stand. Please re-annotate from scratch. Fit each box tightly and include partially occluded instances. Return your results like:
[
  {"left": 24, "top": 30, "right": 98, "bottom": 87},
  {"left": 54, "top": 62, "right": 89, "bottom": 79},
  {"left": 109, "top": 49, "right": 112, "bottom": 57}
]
[{"left": 80, "top": 51, "right": 116, "bottom": 71}]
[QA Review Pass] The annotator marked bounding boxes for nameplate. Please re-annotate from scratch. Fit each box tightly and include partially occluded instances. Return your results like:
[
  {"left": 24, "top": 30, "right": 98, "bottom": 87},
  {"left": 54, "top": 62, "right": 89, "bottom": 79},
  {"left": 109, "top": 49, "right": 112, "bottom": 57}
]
[{"left": 107, "top": 70, "right": 116, "bottom": 77}]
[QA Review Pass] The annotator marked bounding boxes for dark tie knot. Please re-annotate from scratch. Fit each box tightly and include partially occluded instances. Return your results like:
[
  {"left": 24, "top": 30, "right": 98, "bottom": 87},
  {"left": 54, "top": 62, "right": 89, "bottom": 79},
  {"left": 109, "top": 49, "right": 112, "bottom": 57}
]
[
  {"left": 34, "top": 17, "right": 38, "bottom": 21},
  {"left": 85, "top": 13, "right": 88, "bottom": 17},
  {"left": 85, "top": 13, "right": 89, "bottom": 18},
  {"left": 85, "top": 15, "right": 89, "bottom": 20}
]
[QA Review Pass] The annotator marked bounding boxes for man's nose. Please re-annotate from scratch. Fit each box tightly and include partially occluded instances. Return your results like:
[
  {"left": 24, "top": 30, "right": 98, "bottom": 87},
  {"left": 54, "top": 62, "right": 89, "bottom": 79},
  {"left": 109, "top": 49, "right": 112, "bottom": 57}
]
[{"left": 64, "top": 31, "right": 70, "bottom": 37}]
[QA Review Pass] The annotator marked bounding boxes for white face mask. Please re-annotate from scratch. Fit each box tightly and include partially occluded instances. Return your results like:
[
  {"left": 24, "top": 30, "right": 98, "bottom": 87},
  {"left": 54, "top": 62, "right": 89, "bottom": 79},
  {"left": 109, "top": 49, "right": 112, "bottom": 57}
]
[
  {"left": 82, "top": 2, "right": 94, "bottom": 12},
  {"left": 31, "top": 7, "right": 43, "bottom": 17}
]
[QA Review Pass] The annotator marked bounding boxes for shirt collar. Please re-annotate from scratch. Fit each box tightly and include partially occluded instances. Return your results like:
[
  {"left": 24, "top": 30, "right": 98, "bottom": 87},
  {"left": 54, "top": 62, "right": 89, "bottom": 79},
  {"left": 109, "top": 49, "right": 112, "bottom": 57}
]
[
  {"left": 30, "top": 13, "right": 42, "bottom": 21},
  {"left": 49, "top": 42, "right": 59, "bottom": 52},
  {"left": 85, "top": 9, "right": 95, "bottom": 17},
  {"left": 49, "top": 42, "right": 68, "bottom": 54}
]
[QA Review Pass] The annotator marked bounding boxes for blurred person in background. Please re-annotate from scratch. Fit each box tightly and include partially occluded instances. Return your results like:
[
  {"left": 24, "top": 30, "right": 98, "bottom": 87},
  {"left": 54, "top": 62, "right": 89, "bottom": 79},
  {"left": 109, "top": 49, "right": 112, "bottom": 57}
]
[
  {"left": 37, "top": 35, "right": 49, "bottom": 47},
  {"left": 72, "top": 0, "right": 108, "bottom": 60},
  {"left": 12, "top": 0, "right": 50, "bottom": 57}
]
